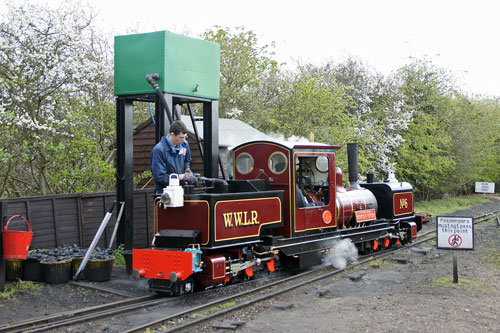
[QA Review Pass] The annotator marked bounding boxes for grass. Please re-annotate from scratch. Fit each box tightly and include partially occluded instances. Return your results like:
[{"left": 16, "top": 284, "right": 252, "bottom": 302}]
[
  {"left": 484, "top": 249, "right": 500, "bottom": 268},
  {"left": 428, "top": 276, "right": 489, "bottom": 291},
  {"left": 113, "top": 244, "right": 126, "bottom": 266},
  {"left": 192, "top": 301, "right": 237, "bottom": 319},
  {"left": 369, "top": 259, "right": 389, "bottom": 268},
  {"left": 414, "top": 195, "right": 491, "bottom": 217},
  {"left": 484, "top": 239, "right": 500, "bottom": 268},
  {"left": 0, "top": 280, "right": 43, "bottom": 301}
]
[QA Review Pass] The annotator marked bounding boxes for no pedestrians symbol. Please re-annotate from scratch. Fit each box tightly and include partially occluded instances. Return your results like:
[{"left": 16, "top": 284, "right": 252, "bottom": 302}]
[{"left": 448, "top": 234, "right": 462, "bottom": 248}]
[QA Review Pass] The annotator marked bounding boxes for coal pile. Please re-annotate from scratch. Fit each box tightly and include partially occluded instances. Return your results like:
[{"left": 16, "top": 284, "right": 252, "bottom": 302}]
[
  {"left": 88, "top": 247, "right": 114, "bottom": 260},
  {"left": 27, "top": 244, "right": 114, "bottom": 263},
  {"left": 22, "top": 245, "right": 116, "bottom": 283}
]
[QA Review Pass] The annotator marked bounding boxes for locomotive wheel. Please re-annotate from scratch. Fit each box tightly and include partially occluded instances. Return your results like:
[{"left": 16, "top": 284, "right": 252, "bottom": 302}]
[
  {"left": 400, "top": 229, "right": 411, "bottom": 245},
  {"left": 383, "top": 237, "right": 391, "bottom": 249},
  {"left": 391, "top": 238, "right": 400, "bottom": 247},
  {"left": 362, "top": 241, "right": 373, "bottom": 254}
]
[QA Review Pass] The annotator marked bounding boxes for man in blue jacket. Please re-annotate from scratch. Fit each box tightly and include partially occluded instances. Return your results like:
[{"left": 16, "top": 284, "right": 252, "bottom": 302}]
[{"left": 151, "top": 120, "right": 192, "bottom": 194}]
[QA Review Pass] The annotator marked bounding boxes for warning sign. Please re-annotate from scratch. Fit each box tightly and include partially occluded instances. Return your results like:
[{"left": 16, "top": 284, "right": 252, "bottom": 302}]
[
  {"left": 436, "top": 216, "right": 474, "bottom": 250},
  {"left": 475, "top": 182, "right": 495, "bottom": 194}
]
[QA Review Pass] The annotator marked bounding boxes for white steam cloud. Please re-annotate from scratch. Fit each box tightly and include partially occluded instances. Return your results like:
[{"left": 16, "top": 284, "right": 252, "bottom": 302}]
[{"left": 323, "top": 239, "right": 359, "bottom": 269}]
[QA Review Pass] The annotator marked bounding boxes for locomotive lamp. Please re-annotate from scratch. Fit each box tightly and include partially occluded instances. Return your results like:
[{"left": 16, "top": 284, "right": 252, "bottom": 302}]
[{"left": 160, "top": 174, "right": 184, "bottom": 208}]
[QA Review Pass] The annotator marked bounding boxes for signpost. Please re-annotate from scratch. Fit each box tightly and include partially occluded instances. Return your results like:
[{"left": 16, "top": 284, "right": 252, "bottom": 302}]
[
  {"left": 436, "top": 216, "right": 474, "bottom": 283},
  {"left": 475, "top": 182, "right": 495, "bottom": 194}
]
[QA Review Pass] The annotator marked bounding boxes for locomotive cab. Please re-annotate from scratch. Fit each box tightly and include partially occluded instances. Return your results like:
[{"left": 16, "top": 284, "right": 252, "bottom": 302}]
[{"left": 231, "top": 141, "right": 341, "bottom": 239}]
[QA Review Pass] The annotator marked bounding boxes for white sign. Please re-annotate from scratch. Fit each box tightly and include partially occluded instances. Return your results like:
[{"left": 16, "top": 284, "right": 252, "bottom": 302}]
[
  {"left": 436, "top": 216, "right": 474, "bottom": 250},
  {"left": 475, "top": 182, "right": 495, "bottom": 194}
]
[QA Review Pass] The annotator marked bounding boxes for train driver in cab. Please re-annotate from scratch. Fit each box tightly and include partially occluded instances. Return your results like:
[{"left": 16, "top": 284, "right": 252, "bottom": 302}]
[{"left": 151, "top": 120, "right": 193, "bottom": 194}]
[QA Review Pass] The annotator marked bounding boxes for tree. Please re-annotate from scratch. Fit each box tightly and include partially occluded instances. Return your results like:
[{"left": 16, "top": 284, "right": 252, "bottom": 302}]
[
  {"left": 393, "top": 59, "right": 456, "bottom": 199},
  {"left": 259, "top": 71, "right": 356, "bottom": 172},
  {"left": 0, "top": 1, "right": 115, "bottom": 197},
  {"left": 202, "top": 26, "right": 281, "bottom": 124},
  {"left": 298, "top": 58, "right": 413, "bottom": 178},
  {"left": 446, "top": 95, "right": 500, "bottom": 194}
]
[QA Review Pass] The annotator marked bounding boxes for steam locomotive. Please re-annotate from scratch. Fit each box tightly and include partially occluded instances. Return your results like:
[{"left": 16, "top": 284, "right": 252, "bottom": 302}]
[{"left": 132, "top": 141, "right": 423, "bottom": 295}]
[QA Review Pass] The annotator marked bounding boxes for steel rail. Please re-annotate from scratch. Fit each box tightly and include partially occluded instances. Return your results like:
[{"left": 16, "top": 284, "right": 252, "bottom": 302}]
[
  {"left": 125, "top": 210, "right": 500, "bottom": 333},
  {"left": 0, "top": 294, "right": 162, "bottom": 333},
  {"left": 0, "top": 273, "right": 281, "bottom": 333}
]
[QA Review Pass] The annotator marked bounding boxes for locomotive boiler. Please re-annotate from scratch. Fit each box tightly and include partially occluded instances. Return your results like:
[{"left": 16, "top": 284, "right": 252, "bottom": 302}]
[{"left": 133, "top": 141, "right": 422, "bottom": 295}]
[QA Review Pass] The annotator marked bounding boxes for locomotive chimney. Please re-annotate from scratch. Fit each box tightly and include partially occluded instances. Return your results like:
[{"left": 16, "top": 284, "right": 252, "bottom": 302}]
[
  {"left": 347, "top": 143, "right": 360, "bottom": 189},
  {"left": 366, "top": 172, "right": 375, "bottom": 183}
]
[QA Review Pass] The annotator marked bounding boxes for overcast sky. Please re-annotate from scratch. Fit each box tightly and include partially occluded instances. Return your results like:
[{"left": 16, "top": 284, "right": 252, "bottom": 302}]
[{"left": 4, "top": 0, "right": 500, "bottom": 97}]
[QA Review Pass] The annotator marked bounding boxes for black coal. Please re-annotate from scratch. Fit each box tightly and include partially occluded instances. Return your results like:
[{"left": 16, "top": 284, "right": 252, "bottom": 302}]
[{"left": 29, "top": 244, "right": 114, "bottom": 263}]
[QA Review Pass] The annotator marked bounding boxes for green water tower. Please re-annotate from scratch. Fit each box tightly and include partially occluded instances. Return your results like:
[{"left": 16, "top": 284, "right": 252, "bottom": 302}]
[
  {"left": 114, "top": 30, "right": 220, "bottom": 99},
  {"left": 114, "top": 31, "right": 220, "bottom": 253}
]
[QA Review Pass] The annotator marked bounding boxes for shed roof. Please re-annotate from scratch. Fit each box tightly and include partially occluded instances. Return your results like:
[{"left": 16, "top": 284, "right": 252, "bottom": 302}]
[{"left": 180, "top": 115, "right": 273, "bottom": 148}]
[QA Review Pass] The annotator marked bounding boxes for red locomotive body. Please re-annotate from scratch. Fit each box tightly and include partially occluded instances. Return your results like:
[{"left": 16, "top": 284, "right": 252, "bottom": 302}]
[{"left": 133, "top": 141, "right": 422, "bottom": 295}]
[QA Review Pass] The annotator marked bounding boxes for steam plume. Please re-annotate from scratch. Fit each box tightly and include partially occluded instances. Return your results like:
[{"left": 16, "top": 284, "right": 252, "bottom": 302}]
[{"left": 324, "top": 239, "right": 359, "bottom": 269}]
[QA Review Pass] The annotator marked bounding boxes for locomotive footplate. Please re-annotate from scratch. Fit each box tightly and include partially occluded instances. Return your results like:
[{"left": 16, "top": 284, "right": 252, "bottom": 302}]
[{"left": 265, "top": 222, "right": 397, "bottom": 256}]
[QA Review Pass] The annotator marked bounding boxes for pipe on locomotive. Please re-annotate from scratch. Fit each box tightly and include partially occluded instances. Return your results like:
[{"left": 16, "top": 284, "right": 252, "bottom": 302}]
[
  {"left": 200, "top": 177, "right": 229, "bottom": 193},
  {"left": 146, "top": 73, "right": 174, "bottom": 125},
  {"left": 347, "top": 143, "right": 360, "bottom": 189}
]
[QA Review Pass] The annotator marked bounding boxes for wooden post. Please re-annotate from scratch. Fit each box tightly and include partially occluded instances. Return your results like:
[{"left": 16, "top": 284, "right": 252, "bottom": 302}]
[
  {"left": 453, "top": 251, "right": 458, "bottom": 283},
  {"left": 0, "top": 200, "right": 7, "bottom": 291}
]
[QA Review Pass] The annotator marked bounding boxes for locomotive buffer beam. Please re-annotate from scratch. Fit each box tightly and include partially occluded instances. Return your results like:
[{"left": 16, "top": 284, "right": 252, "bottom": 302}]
[{"left": 267, "top": 223, "right": 395, "bottom": 256}]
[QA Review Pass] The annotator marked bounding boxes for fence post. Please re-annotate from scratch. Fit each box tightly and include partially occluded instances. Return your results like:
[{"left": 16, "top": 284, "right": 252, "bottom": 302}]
[
  {"left": 52, "top": 198, "right": 59, "bottom": 247},
  {"left": 77, "top": 195, "right": 84, "bottom": 247},
  {"left": 0, "top": 200, "right": 7, "bottom": 291}
]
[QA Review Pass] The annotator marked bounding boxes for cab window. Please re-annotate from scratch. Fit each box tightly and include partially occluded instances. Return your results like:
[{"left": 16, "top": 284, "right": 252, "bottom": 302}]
[
  {"left": 236, "top": 153, "right": 254, "bottom": 175},
  {"left": 268, "top": 151, "right": 287, "bottom": 174},
  {"left": 295, "top": 156, "right": 330, "bottom": 208}
]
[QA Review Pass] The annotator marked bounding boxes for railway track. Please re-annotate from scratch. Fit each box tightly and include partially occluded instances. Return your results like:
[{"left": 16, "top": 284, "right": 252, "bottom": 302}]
[
  {"left": 0, "top": 295, "right": 162, "bottom": 333},
  {"left": 2, "top": 210, "right": 497, "bottom": 333},
  {"left": 0, "top": 272, "right": 286, "bottom": 332},
  {"left": 124, "top": 210, "right": 500, "bottom": 333}
]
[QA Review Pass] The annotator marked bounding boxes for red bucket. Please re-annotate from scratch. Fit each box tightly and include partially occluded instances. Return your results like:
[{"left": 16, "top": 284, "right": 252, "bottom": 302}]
[{"left": 2, "top": 215, "right": 33, "bottom": 259}]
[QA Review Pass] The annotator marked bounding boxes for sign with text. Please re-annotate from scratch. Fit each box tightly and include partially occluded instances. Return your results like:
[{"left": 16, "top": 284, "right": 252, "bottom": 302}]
[
  {"left": 436, "top": 216, "right": 474, "bottom": 250},
  {"left": 475, "top": 182, "right": 495, "bottom": 194},
  {"left": 355, "top": 209, "right": 377, "bottom": 223}
]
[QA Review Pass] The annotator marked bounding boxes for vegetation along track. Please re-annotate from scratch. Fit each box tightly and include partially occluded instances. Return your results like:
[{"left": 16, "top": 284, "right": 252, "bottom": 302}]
[
  {"left": 124, "top": 210, "right": 500, "bottom": 333},
  {"left": 2, "top": 211, "right": 497, "bottom": 333}
]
